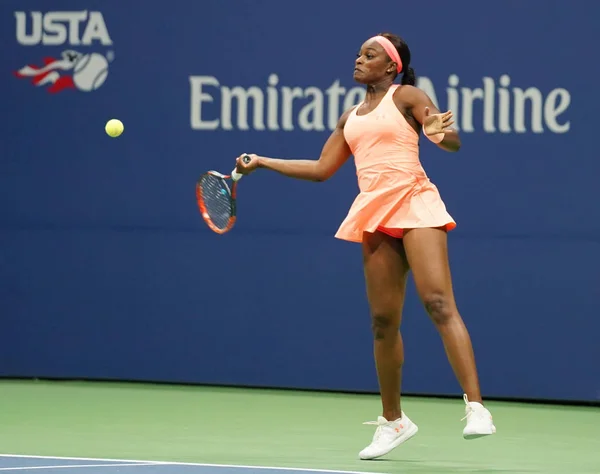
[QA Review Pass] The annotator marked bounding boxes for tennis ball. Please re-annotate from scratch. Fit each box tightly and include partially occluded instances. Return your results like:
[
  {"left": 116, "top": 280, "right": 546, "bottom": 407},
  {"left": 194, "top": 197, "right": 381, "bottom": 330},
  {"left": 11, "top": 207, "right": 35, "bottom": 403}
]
[{"left": 105, "top": 119, "right": 124, "bottom": 138}]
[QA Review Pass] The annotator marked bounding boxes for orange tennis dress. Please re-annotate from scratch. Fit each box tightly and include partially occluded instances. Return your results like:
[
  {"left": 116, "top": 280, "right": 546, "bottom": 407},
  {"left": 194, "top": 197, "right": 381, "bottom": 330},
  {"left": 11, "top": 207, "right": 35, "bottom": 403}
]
[{"left": 335, "top": 84, "right": 456, "bottom": 243}]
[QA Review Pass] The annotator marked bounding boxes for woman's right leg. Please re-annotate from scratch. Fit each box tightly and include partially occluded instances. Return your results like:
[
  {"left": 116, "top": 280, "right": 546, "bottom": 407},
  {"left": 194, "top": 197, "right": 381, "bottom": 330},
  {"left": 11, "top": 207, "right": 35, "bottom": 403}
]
[
  {"left": 362, "top": 230, "right": 409, "bottom": 420},
  {"left": 359, "top": 230, "right": 418, "bottom": 460}
]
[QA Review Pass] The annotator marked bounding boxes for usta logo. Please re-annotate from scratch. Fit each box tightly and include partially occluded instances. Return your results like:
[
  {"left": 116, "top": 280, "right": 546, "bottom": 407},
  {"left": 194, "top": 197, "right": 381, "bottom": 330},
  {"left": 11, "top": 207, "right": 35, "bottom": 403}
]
[{"left": 13, "top": 11, "right": 114, "bottom": 94}]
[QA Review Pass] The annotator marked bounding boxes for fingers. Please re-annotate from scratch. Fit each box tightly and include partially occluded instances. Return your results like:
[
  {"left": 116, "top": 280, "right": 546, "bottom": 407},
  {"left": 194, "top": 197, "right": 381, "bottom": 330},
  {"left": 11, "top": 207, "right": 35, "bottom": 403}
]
[
  {"left": 441, "top": 112, "right": 454, "bottom": 128},
  {"left": 426, "top": 109, "right": 454, "bottom": 123},
  {"left": 237, "top": 153, "right": 252, "bottom": 164},
  {"left": 235, "top": 153, "right": 258, "bottom": 174}
]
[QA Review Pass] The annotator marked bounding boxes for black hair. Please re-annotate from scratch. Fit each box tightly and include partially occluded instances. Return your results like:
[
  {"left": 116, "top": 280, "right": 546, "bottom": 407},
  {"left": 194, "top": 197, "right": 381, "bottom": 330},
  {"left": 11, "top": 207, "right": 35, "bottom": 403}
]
[{"left": 378, "top": 32, "right": 416, "bottom": 86}]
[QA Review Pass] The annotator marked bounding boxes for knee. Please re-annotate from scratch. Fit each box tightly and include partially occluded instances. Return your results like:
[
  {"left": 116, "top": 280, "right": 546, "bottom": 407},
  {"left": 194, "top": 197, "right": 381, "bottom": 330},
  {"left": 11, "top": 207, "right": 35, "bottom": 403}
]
[
  {"left": 422, "top": 292, "right": 454, "bottom": 326},
  {"left": 370, "top": 313, "right": 399, "bottom": 341}
]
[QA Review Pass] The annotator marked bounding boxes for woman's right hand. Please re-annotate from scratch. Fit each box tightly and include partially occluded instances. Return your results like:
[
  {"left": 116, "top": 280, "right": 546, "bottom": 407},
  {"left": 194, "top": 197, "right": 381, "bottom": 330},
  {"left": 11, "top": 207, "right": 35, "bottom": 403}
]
[{"left": 235, "top": 153, "right": 261, "bottom": 175}]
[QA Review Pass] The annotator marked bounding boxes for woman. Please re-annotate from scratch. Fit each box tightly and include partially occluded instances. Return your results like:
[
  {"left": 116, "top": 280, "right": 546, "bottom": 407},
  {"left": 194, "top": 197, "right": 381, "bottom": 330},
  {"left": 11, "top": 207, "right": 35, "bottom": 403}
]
[{"left": 234, "top": 32, "right": 496, "bottom": 460}]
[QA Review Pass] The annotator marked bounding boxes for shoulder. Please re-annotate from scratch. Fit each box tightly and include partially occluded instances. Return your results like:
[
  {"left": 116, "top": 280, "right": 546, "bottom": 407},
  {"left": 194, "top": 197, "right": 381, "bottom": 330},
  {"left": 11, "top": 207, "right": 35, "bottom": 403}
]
[
  {"left": 392, "top": 84, "right": 428, "bottom": 107},
  {"left": 336, "top": 105, "right": 358, "bottom": 130}
]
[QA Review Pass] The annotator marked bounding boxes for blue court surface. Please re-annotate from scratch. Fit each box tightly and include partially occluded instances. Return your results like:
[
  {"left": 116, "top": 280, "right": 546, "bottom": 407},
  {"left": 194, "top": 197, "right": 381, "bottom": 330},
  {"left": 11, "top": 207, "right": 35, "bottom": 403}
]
[{"left": 0, "top": 456, "right": 376, "bottom": 474}]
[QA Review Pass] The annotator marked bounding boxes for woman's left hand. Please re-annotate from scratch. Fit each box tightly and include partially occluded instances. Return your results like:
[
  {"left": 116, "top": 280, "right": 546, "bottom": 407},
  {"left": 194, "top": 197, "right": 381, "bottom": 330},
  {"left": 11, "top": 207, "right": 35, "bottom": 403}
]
[{"left": 423, "top": 107, "right": 455, "bottom": 136}]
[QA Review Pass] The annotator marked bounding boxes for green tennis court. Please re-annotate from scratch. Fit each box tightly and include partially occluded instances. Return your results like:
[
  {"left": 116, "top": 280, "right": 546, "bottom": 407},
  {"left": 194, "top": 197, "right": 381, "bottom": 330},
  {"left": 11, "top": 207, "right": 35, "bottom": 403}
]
[{"left": 0, "top": 379, "right": 598, "bottom": 473}]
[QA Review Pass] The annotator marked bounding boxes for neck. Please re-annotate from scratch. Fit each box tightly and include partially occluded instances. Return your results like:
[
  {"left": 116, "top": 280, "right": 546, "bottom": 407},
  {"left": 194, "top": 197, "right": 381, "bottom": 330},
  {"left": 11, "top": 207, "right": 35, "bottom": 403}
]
[{"left": 365, "top": 79, "right": 394, "bottom": 101}]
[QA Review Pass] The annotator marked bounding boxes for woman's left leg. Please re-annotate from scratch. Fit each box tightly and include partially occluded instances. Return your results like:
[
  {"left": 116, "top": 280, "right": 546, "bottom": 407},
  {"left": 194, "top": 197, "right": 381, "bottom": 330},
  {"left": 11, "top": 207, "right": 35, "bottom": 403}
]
[{"left": 402, "top": 227, "right": 496, "bottom": 439}]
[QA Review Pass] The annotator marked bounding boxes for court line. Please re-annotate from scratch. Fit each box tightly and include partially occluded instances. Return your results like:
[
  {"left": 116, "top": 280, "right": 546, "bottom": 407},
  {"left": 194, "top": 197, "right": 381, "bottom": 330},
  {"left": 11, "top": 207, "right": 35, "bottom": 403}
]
[
  {"left": 0, "top": 455, "right": 384, "bottom": 474},
  {"left": 0, "top": 463, "right": 162, "bottom": 471}
]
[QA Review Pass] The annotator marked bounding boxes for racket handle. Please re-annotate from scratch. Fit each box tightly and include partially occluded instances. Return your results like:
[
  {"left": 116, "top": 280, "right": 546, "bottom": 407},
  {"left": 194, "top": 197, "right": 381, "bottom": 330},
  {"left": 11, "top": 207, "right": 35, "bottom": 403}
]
[{"left": 231, "top": 154, "right": 252, "bottom": 182}]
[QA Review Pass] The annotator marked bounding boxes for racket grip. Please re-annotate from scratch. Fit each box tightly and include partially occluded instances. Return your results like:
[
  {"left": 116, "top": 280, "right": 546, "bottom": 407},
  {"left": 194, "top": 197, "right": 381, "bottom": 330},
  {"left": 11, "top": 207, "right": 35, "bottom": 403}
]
[{"left": 231, "top": 154, "right": 252, "bottom": 182}]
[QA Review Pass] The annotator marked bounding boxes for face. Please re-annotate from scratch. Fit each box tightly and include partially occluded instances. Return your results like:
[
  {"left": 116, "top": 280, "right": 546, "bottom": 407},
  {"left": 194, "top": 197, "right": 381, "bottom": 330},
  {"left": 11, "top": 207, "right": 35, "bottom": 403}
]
[{"left": 353, "top": 38, "right": 396, "bottom": 84}]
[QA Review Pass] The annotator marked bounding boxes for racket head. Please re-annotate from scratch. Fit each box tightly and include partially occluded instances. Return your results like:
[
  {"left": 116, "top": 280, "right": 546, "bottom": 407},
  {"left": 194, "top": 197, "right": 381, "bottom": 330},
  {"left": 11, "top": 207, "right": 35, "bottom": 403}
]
[{"left": 196, "top": 171, "right": 238, "bottom": 234}]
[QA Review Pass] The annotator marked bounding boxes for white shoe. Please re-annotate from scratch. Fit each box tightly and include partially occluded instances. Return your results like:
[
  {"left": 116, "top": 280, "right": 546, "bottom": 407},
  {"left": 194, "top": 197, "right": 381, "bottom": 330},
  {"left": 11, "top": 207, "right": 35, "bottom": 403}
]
[
  {"left": 359, "top": 412, "right": 418, "bottom": 460},
  {"left": 462, "top": 394, "right": 496, "bottom": 439}
]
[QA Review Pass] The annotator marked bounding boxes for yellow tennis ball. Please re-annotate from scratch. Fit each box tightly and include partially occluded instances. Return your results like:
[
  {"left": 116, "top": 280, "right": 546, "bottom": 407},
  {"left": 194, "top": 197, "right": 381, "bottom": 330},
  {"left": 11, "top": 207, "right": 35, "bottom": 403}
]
[{"left": 105, "top": 119, "right": 124, "bottom": 138}]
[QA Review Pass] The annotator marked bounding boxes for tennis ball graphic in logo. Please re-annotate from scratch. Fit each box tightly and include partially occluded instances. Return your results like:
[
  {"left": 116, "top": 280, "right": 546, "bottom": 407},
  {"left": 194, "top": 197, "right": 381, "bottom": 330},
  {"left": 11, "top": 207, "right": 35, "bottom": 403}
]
[{"left": 72, "top": 53, "right": 109, "bottom": 92}]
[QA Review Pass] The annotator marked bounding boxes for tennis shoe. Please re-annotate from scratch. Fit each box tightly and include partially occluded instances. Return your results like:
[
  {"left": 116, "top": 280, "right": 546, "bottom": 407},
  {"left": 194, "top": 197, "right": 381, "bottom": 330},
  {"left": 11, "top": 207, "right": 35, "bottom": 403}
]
[
  {"left": 462, "top": 394, "right": 496, "bottom": 439},
  {"left": 358, "top": 412, "right": 418, "bottom": 460}
]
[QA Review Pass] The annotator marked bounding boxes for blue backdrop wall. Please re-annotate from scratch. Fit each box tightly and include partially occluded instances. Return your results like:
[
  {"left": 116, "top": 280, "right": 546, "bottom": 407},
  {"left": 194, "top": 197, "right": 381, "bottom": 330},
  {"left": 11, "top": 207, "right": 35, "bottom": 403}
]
[{"left": 1, "top": 0, "right": 598, "bottom": 403}]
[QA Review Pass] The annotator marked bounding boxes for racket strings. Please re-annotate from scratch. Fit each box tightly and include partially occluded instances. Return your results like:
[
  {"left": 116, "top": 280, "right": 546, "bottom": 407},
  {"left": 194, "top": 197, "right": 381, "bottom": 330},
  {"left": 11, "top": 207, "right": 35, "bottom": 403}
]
[{"left": 199, "top": 175, "right": 234, "bottom": 230}]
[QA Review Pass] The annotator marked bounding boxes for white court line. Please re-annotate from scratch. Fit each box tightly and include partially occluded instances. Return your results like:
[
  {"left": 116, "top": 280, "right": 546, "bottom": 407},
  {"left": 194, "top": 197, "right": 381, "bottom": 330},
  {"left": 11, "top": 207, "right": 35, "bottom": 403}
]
[
  {"left": 0, "top": 455, "right": 384, "bottom": 474},
  {"left": 0, "top": 463, "right": 162, "bottom": 471}
]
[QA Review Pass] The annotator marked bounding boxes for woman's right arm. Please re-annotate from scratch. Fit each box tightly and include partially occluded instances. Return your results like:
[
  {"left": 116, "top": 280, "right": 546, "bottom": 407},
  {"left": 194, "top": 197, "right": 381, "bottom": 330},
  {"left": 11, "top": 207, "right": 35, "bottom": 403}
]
[{"left": 235, "top": 107, "right": 355, "bottom": 182}]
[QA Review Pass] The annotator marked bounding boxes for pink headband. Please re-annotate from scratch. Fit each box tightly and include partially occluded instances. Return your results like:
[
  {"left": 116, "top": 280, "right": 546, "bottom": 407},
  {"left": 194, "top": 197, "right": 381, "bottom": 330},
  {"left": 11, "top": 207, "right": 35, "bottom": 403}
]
[{"left": 371, "top": 35, "right": 403, "bottom": 73}]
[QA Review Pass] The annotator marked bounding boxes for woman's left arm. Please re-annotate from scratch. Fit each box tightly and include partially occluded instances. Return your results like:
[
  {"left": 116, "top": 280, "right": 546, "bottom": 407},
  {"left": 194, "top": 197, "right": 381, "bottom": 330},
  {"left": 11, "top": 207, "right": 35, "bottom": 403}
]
[{"left": 405, "top": 86, "right": 461, "bottom": 153}]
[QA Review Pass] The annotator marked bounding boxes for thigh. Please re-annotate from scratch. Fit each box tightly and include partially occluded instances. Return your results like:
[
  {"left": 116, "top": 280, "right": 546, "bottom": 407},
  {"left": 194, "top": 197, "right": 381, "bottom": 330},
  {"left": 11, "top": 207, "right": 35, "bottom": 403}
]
[
  {"left": 401, "top": 227, "right": 456, "bottom": 308},
  {"left": 362, "top": 230, "right": 410, "bottom": 322}
]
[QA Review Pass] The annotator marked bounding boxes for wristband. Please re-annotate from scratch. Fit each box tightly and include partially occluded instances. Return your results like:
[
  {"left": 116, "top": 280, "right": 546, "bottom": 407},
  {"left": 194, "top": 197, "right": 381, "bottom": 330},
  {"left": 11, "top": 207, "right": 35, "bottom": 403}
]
[{"left": 424, "top": 130, "right": 445, "bottom": 144}]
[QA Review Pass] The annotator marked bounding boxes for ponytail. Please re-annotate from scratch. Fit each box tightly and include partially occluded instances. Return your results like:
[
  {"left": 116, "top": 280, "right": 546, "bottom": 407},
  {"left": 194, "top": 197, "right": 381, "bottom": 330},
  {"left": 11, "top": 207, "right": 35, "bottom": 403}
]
[{"left": 401, "top": 66, "right": 416, "bottom": 86}]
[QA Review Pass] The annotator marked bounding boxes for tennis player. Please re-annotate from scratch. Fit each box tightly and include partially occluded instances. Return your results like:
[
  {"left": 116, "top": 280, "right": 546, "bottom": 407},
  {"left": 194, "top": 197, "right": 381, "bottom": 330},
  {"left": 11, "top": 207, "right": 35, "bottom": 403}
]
[{"left": 234, "top": 32, "right": 496, "bottom": 460}]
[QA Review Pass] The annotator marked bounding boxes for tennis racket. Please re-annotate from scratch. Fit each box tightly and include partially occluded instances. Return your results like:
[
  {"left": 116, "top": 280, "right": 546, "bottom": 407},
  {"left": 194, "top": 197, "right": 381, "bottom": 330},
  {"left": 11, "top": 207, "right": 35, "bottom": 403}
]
[{"left": 196, "top": 154, "right": 252, "bottom": 234}]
